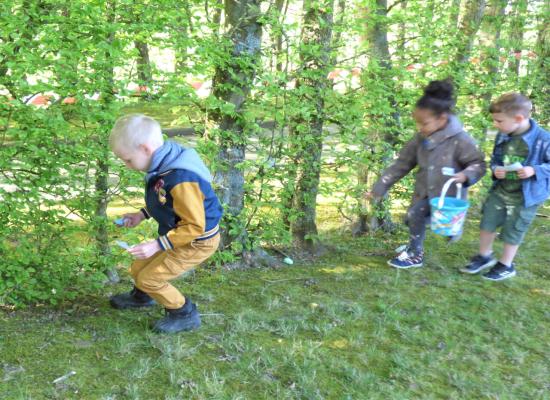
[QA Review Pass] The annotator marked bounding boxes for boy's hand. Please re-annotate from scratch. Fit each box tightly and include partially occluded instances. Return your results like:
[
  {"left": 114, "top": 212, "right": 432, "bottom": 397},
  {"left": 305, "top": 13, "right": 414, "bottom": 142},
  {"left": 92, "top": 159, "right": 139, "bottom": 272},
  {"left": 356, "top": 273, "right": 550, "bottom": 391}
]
[
  {"left": 128, "top": 240, "right": 162, "bottom": 259},
  {"left": 453, "top": 172, "right": 467, "bottom": 184},
  {"left": 517, "top": 166, "right": 535, "bottom": 179},
  {"left": 120, "top": 212, "right": 145, "bottom": 228},
  {"left": 494, "top": 167, "right": 506, "bottom": 179}
]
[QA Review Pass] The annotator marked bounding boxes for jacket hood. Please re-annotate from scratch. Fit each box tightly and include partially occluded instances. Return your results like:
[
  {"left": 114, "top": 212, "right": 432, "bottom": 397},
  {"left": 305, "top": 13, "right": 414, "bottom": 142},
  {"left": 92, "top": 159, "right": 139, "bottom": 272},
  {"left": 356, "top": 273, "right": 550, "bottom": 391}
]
[
  {"left": 422, "top": 114, "right": 463, "bottom": 150},
  {"left": 146, "top": 141, "right": 212, "bottom": 183}
]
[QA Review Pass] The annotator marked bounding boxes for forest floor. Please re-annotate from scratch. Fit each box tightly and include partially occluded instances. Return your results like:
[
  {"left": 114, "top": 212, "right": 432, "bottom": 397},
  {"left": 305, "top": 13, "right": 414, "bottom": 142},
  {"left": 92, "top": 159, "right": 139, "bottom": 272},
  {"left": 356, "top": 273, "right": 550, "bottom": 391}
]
[{"left": 2, "top": 201, "right": 550, "bottom": 400}]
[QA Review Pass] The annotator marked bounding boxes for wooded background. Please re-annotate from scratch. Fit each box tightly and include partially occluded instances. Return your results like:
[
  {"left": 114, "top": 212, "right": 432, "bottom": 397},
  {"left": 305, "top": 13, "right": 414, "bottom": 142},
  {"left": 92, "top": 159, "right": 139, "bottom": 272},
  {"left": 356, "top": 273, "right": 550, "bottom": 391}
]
[{"left": 0, "top": 0, "right": 547, "bottom": 306}]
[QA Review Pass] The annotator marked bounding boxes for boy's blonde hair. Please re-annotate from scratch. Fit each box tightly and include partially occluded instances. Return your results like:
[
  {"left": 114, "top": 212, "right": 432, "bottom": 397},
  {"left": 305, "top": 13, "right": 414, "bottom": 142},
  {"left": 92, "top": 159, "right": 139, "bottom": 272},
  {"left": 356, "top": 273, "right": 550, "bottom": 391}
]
[
  {"left": 109, "top": 114, "right": 163, "bottom": 150},
  {"left": 489, "top": 93, "right": 532, "bottom": 118}
]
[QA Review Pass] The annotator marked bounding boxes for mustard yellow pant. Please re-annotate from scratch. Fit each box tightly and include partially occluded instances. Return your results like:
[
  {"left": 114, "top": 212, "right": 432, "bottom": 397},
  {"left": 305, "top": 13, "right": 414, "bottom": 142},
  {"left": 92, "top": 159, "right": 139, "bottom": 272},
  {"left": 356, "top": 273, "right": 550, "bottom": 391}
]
[{"left": 129, "top": 234, "right": 220, "bottom": 309}]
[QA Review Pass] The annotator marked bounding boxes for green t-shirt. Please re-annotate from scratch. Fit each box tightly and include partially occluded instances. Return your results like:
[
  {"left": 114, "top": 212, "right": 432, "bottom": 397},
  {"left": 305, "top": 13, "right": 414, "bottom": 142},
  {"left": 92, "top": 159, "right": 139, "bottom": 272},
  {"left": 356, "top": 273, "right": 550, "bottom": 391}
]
[{"left": 494, "top": 133, "right": 529, "bottom": 203}]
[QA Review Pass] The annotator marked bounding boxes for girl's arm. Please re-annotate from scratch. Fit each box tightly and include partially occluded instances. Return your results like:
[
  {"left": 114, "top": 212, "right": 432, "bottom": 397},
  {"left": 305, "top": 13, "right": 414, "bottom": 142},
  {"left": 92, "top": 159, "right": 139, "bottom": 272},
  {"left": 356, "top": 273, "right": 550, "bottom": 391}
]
[
  {"left": 371, "top": 138, "right": 418, "bottom": 198},
  {"left": 456, "top": 136, "right": 487, "bottom": 186}
]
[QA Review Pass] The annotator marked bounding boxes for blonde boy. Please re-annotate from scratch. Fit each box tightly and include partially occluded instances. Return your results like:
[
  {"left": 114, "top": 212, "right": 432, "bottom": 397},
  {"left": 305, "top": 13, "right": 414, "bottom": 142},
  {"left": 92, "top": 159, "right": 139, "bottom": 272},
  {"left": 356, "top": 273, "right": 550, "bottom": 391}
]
[
  {"left": 461, "top": 94, "right": 550, "bottom": 280},
  {"left": 109, "top": 114, "right": 223, "bottom": 333}
]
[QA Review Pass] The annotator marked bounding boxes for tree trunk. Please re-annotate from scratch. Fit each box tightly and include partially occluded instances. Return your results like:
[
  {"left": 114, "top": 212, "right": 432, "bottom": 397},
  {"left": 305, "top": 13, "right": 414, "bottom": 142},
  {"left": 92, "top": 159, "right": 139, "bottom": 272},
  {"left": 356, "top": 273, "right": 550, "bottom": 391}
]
[
  {"left": 450, "top": 0, "right": 462, "bottom": 29},
  {"left": 455, "top": 0, "right": 486, "bottom": 65},
  {"left": 288, "top": 0, "right": 335, "bottom": 251},
  {"left": 331, "top": 0, "right": 347, "bottom": 61},
  {"left": 212, "top": 0, "right": 223, "bottom": 37},
  {"left": 211, "top": 0, "right": 262, "bottom": 249},
  {"left": 448, "top": 0, "right": 486, "bottom": 91},
  {"left": 479, "top": 0, "right": 508, "bottom": 142},
  {"left": 95, "top": 157, "right": 118, "bottom": 283},
  {"left": 396, "top": 0, "right": 408, "bottom": 63},
  {"left": 174, "top": 0, "right": 193, "bottom": 72},
  {"left": 270, "top": 0, "right": 287, "bottom": 72},
  {"left": 453, "top": 0, "right": 485, "bottom": 78},
  {"left": 530, "top": 5, "right": 549, "bottom": 124},
  {"left": 95, "top": 2, "right": 119, "bottom": 283},
  {"left": 134, "top": 40, "right": 153, "bottom": 90},
  {"left": 354, "top": 0, "right": 399, "bottom": 235},
  {"left": 507, "top": 0, "right": 528, "bottom": 77}
]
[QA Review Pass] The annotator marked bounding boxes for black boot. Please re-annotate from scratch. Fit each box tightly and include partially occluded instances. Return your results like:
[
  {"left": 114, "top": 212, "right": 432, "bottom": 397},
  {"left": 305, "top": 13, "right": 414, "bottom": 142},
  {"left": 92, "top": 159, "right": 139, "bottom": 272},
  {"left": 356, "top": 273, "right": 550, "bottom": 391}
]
[
  {"left": 110, "top": 286, "right": 156, "bottom": 309},
  {"left": 152, "top": 298, "right": 201, "bottom": 334}
]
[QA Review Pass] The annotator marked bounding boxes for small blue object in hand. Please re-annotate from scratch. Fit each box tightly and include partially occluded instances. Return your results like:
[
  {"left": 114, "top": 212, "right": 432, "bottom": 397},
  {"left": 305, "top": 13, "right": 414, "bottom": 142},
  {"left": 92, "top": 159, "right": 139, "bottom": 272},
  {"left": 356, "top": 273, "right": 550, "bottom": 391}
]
[{"left": 114, "top": 218, "right": 126, "bottom": 226}]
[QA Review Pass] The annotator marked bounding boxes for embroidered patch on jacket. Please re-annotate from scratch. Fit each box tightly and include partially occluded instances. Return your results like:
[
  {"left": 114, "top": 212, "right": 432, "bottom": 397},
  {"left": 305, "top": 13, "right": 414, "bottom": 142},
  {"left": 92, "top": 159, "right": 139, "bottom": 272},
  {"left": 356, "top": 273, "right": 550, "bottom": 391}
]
[
  {"left": 154, "top": 179, "right": 167, "bottom": 204},
  {"left": 158, "top": 188, "right": 167, "bottom": 204}
]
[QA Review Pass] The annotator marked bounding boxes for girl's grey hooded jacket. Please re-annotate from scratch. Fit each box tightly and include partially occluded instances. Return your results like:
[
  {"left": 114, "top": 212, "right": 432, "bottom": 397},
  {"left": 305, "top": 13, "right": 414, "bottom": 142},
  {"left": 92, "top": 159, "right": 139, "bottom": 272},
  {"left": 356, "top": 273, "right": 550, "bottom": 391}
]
[{"left": 372, "top": 115, "right": 486, "bottom": 204}]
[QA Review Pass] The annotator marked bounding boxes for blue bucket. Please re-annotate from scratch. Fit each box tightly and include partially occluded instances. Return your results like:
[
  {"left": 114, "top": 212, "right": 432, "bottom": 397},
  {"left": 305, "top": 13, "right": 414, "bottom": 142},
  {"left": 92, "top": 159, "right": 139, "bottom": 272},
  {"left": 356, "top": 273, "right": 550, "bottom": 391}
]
[{"left": 430, "top": 178, "right": 470, "bottom": 236}]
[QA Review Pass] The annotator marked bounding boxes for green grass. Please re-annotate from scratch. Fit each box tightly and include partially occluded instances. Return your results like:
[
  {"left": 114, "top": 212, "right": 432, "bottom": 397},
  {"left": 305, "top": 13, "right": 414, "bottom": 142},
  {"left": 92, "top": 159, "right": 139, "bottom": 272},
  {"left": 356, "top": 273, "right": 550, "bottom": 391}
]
[{"left": 1, "top": 205, "right": 550, "bottom": 399}]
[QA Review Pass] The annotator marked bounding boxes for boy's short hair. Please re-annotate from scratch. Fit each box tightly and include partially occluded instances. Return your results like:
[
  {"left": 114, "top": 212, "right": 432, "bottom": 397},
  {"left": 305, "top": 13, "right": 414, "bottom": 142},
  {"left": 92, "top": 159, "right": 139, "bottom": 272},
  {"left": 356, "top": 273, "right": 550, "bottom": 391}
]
[
  {"left": 489, "top": 93, "right": 532, "bottom": 118},
  {"left": 110, "top": 114, "right": 163, "bottom": 150}
]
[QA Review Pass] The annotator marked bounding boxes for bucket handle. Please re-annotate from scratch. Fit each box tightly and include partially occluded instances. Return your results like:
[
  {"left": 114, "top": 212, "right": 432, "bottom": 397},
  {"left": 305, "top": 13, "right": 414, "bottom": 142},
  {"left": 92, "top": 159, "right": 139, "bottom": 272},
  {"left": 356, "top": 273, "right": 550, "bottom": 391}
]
[{"left": 437, "top": 178, "right": 462, "bottom": 209}]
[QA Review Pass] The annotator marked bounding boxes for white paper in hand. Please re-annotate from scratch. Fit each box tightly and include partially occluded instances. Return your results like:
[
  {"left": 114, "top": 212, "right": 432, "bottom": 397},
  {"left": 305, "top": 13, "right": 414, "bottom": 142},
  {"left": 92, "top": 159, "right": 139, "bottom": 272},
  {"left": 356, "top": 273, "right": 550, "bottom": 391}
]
[
  {"left": 441, "top": 167, "right": 455, "bottom": 176},
  {"left": 115, "top": 240, "right": 131, "bottom": 250},
  {"left": 501, "top": 162, "right": 523, "bottom": 172}
]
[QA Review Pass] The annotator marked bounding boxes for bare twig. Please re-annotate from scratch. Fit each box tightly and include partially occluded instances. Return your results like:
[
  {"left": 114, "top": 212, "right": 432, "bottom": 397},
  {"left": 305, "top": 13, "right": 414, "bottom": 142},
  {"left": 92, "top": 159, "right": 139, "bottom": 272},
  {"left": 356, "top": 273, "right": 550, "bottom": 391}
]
[
  {"left": 260, "top": 277, "right": 312, "bottom": 284},
  {"left": 52, "top": 370, "right": 76, "bottom": 384},
  {"left": 387, "top": 0, "right": 407, "bottom": 13}
]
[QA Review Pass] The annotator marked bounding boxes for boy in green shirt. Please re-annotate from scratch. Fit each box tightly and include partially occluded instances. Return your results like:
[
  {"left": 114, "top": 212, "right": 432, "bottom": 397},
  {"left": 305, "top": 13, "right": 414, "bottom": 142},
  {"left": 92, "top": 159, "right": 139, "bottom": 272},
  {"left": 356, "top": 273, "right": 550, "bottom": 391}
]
[{"left": 461, "top": 94, "right": 550, "bottom": 281}]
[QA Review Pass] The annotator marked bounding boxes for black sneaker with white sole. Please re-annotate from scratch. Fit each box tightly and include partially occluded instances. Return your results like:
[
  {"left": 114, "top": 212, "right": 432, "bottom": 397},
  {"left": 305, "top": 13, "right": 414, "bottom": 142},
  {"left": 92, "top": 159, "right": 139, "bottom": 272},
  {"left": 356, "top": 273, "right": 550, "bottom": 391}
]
[
  {"left": 388, "top": 249, "right": 424, "bottom": 269},
  {"left": 482, "top": 262, "right": 516, "bottom": 281},
  {"left": 459, "top": 254, "right": 497, "bottom": 274}
]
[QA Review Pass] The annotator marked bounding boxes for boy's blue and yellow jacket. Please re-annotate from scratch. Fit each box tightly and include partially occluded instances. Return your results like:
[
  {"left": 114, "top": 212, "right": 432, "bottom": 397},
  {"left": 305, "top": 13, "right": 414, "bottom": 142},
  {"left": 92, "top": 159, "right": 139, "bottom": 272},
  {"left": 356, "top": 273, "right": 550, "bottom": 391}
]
[{"left": 141, "top": 141, "right": 223, "bottom": 251}]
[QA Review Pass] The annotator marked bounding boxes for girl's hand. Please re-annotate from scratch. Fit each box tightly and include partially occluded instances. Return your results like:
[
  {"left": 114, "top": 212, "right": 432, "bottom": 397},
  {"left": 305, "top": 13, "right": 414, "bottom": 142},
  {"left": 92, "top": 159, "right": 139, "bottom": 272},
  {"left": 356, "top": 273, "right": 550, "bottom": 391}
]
[
  {"left": 121, "top": 212, "right": 146, "bottom": 228},
  {"left": 128, "top": 240, "right": 162, "bottom": 259},
  {"left": 517, "top": 166, "right": 535, "bottom": 179},
  {"left": 453, "top": 172, "right": 467, "bottom": 184},
  {"left": 494, "top": 167, "right": 506, "bottom": 179}
]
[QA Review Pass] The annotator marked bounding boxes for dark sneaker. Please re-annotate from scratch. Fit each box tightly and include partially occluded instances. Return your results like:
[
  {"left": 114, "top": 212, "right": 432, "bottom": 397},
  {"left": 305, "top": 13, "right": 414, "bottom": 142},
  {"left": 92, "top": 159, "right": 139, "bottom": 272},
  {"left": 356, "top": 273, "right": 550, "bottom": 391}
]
[
  {"left": 153, "top": 299, "right": 201, "bottom": 334},
  {"left": 110, "top": 287, "right": 156, "bottom": 309},
  {"left": 482, "top": 262, "right": 516, "bottom": 281},
  {"left": 459, "top": 254, "right": 497, "bottom": 274},
  {"left": 388, "top": 249, "right": 424, "bottom": 269}
]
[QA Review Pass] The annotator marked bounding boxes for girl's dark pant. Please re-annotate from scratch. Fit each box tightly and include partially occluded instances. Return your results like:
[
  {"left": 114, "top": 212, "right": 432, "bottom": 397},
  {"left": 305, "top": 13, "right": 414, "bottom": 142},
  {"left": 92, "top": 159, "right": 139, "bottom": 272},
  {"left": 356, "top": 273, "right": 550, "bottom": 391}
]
[{"left": 406, "top": 199, "right": 431, "bottom": 255}]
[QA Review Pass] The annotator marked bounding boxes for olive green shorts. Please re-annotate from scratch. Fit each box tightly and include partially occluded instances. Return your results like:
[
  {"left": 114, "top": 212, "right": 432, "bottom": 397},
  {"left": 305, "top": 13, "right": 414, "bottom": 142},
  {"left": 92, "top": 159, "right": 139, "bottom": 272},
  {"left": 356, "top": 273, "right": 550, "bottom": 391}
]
[{"left": 480, "top": 192, "right": 538, "bottom": 245}]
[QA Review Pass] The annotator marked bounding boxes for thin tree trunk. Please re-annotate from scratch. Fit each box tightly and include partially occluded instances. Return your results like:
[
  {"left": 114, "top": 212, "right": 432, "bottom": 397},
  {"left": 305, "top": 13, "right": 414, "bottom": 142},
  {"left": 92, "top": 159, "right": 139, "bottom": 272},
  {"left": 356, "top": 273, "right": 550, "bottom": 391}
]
[
  {"left": 331, "top": 0, "right": 346, "bottom": 58},
  {"left": 288, "top": 0, "right": 335, "bottom": 251},
  {"left": 455, "top": 0, "right": 486, "bottom": 65},
  {"left": 450, "top": 0, "right": 462, "bottom": 29},
  {"left": 270, "top": 0, "right": 287, "bottom": 72},
  {"left": 134, "top": 40, "right": 153, "bottom": 90},
  {"left": 507, "top": 0, "right": 528, "bottom": 77},
  {"left": 479, "top": 0, "right": 508, "bottom": 142},
  {"left": 354, "top": 0, "right": 399, "bottom": 235},
  {"left": 174, "top": 0, "right": 193, "bottom": 72},
  {"left": 212, "top": 0, "right": 223, "bottom": 37},
  {"left": 396, "top": 0, "right": 408, "bottom": 63},
  {"left": 450, "top": 0, "right": 486, "bottom": 90},
  {"left": 95, "top": 157, "right": 117, "bottom": 283},
  {"left": 95, "top": 2, "right": 119, "bottom": 283},
  {"left": 212, "top": 0, "right": 262, "bottom": 249},
  {"left": 530, "top": 4, "right": 549, "bottom": 124}
]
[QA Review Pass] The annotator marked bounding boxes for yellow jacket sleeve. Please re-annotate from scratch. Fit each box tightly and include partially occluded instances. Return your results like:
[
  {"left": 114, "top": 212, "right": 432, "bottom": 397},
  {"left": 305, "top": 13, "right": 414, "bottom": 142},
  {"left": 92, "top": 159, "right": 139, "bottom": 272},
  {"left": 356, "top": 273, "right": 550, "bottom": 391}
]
[{"left": 157, "top": 182, "right": 206, "bottom": 250}]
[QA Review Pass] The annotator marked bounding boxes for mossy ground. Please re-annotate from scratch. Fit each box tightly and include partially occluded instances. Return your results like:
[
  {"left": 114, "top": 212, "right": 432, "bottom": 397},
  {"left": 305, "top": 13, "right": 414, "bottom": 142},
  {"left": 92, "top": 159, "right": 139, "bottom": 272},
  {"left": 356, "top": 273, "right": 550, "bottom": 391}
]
[{"left": 1, "top": 201, "right": 549, "bottom": 400}]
